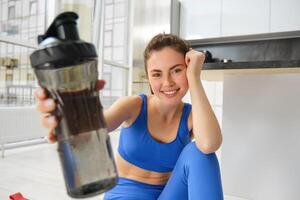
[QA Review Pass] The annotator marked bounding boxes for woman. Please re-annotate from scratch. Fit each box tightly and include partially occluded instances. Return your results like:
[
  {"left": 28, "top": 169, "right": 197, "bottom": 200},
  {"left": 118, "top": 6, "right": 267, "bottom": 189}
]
[{"left": 35, "top": 33, "right": 223, "bottom": 199}]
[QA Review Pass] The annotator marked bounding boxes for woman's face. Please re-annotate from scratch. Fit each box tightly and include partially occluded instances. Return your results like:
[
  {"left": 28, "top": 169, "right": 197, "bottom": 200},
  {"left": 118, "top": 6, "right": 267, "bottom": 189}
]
[{"left": 147, "top": 47, "right": 188, "bottom": 106}]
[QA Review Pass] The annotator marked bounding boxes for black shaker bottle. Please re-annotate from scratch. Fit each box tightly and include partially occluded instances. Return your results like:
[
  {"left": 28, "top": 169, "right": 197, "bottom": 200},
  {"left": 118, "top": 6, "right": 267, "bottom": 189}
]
[{"left": 30, "top": 12, "right": 118, "bottom": 198}]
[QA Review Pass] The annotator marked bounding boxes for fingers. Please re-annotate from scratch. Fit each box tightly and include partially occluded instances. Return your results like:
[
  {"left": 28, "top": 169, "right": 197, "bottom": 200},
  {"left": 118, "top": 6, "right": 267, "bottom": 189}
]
[
  {"left": 96, "top": 79, "right": 106, "bottom": 90},
  {"left": 185, "top": 48, "right": 194, "bottom": 65},
  {"left": 33, "top": 88, "right": 47, "bottom": 100},
  {"left": 185, "top": 54, "right": 190, "bottom": 66},
  {"left": 36, "top": 98, "right": 56, "bottom": 113},
  {"left": 41, "top": 115, "right": 58, "bottom": 130},
  {"left": 185, "top": 50, "right": 192, "bottom": 66},
  {"left": 185, "top": 49, "right": 205, "bottom": 64},
  {"left": 34, "top": 88, "right": 57, "bottom": 143},
  {"left": 47, "top": 132, "right": 57, "bottom": 143},
  {"left": 34, "top": 87, "right": 56, "bottom": 113},
  {"left": 42, "top": 116, "right": 58, "bottom": 143}
]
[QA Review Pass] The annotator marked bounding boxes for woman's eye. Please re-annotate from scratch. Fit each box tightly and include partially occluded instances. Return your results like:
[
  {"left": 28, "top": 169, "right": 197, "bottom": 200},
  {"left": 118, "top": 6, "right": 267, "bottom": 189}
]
[
  {"left": 152, "top": 73, "right": 161, "bottom": 77},
  {"left": 172, "top": 68, "right": 182, "bottom": 74}
]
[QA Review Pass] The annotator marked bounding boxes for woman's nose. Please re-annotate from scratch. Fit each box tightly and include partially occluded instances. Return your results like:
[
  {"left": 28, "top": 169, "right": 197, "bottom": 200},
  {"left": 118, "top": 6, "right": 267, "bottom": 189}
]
[{"left": 163, "top": 75, "right": 175, "bottom": 86}]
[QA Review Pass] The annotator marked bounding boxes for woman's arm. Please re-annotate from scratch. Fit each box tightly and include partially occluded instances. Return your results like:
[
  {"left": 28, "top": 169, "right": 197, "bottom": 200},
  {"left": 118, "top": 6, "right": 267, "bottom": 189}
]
[
  {"left": 35, "top": 79, "right": 141, "bottom": 141},
  {"left": 185, "top": 49, "right": 222, "bottom": 154},
  {"left": 104, "top": 95, "right": 142, "bottom": 132}
]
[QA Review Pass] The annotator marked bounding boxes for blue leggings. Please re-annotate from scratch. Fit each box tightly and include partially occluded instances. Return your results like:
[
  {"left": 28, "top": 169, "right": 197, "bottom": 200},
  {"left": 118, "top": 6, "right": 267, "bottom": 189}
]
[{"left": 104, "top": 142, "right": 223, "bottom": 200}]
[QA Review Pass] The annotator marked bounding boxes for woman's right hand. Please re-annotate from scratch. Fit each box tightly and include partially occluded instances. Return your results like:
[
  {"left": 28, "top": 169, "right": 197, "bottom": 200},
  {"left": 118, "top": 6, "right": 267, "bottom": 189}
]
[{"left": 34, "top": 88, "right": 58, "bottom": 143}]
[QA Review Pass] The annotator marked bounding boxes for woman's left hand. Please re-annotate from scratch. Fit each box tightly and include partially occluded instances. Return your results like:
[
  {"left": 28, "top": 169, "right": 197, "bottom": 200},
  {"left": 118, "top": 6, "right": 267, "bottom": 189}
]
[{"left": 185, "top": 48, "right": 205, "bottom": 80}]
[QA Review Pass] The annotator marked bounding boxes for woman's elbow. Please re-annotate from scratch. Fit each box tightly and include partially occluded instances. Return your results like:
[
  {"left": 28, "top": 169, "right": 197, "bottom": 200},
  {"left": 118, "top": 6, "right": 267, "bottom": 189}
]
[{"left": 195, "top": 136, "right": 222, "bottom": 154}]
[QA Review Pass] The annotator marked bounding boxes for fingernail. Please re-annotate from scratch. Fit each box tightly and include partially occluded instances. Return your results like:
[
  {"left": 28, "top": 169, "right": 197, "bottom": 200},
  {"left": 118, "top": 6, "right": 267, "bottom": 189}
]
[
  {"left": 34, "top": 88, "right": 42, "bottom": 97},
  {"left": 45, "top": 99, "right": 54, "bottom": 108},
  {"left": 48, "top": 133, "right": 56, "bottom": 143}
]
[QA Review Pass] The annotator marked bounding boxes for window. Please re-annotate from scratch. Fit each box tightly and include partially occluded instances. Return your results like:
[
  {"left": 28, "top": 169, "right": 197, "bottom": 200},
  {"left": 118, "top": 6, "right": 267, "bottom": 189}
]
[
  {"left": 8, "top": 5, "right": 16, "bottom": 20},
  {"left": 0, "top": 0, "right": 47, "bottom": 106},
  {"left": 29, "top": 1, "right": 37, "bottom": 16},
  {"left": 7, "top": 25, "right": 19, "bottom": 35},
  {"left": 100, "top": 0, "right": 130, "bottom": 107}
]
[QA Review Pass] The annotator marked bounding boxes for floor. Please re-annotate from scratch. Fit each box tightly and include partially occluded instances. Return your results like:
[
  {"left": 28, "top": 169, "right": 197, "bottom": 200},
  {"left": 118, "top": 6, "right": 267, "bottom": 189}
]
[
  {"left": 0, "top": 132, "right": 121, "bottom": 200},
  {"left": 0, "top": 132, "right": 246, "bottom": 200}
]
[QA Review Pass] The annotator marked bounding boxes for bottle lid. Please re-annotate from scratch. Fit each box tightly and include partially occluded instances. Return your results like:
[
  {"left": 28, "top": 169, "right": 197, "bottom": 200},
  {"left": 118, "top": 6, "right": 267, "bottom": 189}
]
[{"left": 30, "top": 12, "right": 97, "bottom": 69}]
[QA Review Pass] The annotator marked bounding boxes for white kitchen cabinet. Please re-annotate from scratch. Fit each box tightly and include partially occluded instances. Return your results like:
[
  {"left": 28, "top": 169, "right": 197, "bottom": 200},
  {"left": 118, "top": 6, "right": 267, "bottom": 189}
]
[
  {"left": 180, "top": 0, "right": 300, "bottom": 39},
  {"left": 180, "top": 0, "right": 222, "bottom": 39},
  {"left": 221, "top": 0, "right": 269, "bottom": 36},
  {"left": 270, "top": 0, "right": 300, "bottom": 32}
]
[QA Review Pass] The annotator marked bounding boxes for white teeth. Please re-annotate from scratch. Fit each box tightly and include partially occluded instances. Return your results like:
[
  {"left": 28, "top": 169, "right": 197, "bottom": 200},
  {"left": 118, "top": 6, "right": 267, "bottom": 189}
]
[{"left": 163, "top": 90, "right": 177, "bottom": 95}]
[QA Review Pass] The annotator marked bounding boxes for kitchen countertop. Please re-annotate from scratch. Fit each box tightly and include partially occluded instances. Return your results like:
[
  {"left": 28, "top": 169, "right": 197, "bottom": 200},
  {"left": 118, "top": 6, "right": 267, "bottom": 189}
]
[
  {"left": 200, "top": 61, "right": 300, "bottom": 81},
  {"left": 189, "top": 31, "right": 300, "bottom": 80},
  {"left": 203, "top": 60, "right": 300, "bottom": 70}
]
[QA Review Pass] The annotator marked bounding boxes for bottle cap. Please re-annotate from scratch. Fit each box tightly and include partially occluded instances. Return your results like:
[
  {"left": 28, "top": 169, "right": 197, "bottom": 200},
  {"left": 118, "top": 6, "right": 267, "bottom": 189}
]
[{"left": 30, "top": 12, "right": 97, "bottom": 69}]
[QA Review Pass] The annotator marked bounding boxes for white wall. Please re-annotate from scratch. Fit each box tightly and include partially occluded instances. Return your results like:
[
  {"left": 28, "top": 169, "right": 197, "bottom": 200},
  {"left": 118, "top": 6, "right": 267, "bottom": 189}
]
[{"left": 221, "top": 73, "right": 300, "bottom": 199}]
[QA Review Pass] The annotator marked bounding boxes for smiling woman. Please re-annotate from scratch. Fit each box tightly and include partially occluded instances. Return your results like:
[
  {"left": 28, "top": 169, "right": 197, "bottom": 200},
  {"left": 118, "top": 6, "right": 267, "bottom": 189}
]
[
  {"left": 35, "top": 33, "right": 223, "bottom": 200},
  {"left": 103, "top": 33, "right": 224, "bottom": 200},
  {"left": 147, "top": 47, "right": 189, "bottom": 107}
]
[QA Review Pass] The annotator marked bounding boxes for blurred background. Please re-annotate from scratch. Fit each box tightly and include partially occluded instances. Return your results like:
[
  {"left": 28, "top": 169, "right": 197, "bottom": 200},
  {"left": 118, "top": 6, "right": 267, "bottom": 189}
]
[{"left": 0, "top": 0, "right": 300, "bottom": 200}]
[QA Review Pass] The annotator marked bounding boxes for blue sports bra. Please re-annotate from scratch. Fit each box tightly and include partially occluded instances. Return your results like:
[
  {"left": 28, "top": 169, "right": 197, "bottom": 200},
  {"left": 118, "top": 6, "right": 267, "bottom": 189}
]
[{"left": 118, "top": 94, "right": 192, "bottom": 173}]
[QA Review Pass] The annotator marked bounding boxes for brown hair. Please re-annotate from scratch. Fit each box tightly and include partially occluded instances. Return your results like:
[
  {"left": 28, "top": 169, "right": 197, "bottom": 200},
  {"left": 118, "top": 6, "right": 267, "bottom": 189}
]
[{"left": 143, "top": 33, "right": 190, "bottom": 75}]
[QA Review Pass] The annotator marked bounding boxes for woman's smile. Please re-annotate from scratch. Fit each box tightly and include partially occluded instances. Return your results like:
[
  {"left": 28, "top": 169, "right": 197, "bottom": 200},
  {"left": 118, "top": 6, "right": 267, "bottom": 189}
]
[{"left": 161, "top": 88, "right": 180, "bottom": 96}]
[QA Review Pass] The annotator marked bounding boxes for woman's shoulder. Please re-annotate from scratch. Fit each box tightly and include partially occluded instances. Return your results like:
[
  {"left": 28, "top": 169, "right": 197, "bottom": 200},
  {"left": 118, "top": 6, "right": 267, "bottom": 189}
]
[
  {"left": 104, "top": 95, "right": 143, "bottom": 131},
  {"left": 112, "top": 95, "right": 143, "bottom": 113},
  {"left": 117, "top": 95, "right": 144, "bottom": 127}
]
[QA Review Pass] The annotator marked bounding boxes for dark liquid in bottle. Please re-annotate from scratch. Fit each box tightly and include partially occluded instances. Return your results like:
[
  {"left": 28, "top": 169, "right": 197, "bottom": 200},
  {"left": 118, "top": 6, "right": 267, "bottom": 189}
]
[
  {"left": 53, "top": 89, "right": 117, "bottom": 198},
  {"left": 55, "top": 89, "right": 106, "bottom": 135}
]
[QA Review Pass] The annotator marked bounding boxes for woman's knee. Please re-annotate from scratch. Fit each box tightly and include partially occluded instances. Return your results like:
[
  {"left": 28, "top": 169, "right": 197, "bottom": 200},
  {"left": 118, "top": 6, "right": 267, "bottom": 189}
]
[
  {"left": 179, "top": 142, "right": 220, "bottom": 170},
  {"left": 174, "top": 142, "right": 223, "bottom": 199}
]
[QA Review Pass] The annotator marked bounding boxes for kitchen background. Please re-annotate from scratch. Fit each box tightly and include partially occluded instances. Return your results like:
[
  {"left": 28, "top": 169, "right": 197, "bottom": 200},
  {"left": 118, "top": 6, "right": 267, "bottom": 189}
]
[{"left": 0, "top": 0, "right": 299, "bottom": 199}]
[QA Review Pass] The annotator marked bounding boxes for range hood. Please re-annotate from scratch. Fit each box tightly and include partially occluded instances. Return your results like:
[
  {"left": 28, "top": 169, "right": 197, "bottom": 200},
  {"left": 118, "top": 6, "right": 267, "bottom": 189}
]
[{"left": 188, "top": 31, "right": 300, "bottom": 80}]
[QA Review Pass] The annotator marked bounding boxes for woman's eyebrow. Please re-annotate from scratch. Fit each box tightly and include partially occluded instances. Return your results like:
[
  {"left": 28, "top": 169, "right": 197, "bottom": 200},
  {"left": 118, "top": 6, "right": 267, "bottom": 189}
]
[
  {"left": 150, "top": 69, "right": 162, "bottom": 73},
  {"left": 170, "top": 64, "right": 184, "bottom": 70},
  {"left": 150, "top": 64, "right": 184, "bottom": 73}
]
